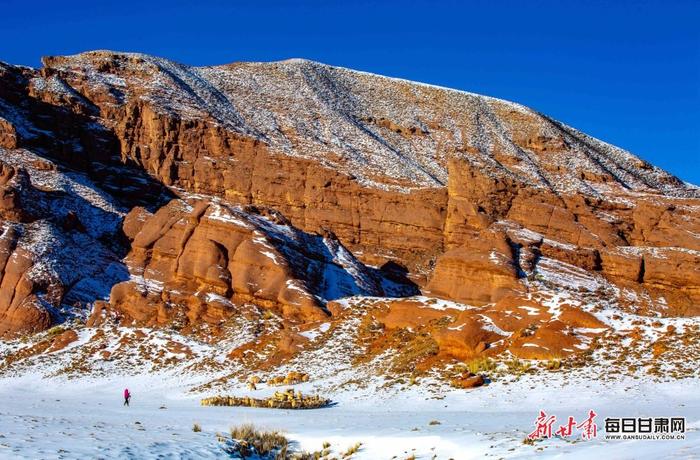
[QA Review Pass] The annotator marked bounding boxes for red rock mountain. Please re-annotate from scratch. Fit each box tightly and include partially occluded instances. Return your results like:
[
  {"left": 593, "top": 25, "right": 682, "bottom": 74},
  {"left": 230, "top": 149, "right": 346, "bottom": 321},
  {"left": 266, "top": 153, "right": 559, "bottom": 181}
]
[{"left": 0, "top": 51, "right": 698, "bottom": 366}]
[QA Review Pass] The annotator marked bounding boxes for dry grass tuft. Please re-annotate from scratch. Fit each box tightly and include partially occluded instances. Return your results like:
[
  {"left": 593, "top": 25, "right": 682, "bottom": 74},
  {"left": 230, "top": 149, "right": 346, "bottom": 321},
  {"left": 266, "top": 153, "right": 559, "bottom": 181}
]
[
  {"left": 341, "top": 442, "right": 362, "bottom": 458},
  {"left": 505, "top": 357, "right": 531, "bottom": 375},
  {"left": 545, "top": 357, "right": 562, "bottom": 370},
  {"left": 224, "top": 423, "right": 289, "bottom": 458},
  {"left": 389, "top": 332, "right": 439, "bottom": 374},
  {"left": 221, "top": 424, "right": 360, "bottom": 459},
  {"left": 45, "top": 325, "right": 67, "bottom": 337},
  {"left": 464, "top": 356, "right": 496, "bottom": 375}
]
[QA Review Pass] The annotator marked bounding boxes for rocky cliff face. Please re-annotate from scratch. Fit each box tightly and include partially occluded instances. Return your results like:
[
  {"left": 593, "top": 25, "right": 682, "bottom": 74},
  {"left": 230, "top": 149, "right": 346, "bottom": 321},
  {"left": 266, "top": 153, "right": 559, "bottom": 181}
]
[
  {"left": 0, "top": 51, "right": 698, "bottom": 372},
  {"left": 98, "top": 198, "right": 417, "bottom": 330}
]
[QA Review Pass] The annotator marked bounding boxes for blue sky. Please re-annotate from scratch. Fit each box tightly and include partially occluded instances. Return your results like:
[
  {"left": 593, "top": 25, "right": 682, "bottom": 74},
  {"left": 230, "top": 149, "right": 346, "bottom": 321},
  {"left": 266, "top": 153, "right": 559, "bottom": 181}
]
[{"left": 1, "top": 0, "right": 698, "bottom": 184}]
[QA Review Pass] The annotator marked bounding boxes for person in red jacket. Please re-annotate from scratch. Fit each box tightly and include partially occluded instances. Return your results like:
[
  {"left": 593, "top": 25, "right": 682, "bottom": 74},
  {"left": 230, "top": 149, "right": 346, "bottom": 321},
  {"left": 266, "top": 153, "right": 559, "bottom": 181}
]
[{"left": 123, "top": 388, "right": 131, "bottom": 406}]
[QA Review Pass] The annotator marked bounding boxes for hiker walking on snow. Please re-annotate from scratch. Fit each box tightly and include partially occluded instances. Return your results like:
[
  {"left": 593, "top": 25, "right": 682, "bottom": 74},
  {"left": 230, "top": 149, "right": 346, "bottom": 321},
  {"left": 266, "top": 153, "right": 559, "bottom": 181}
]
[{"left": 124, "top": 388, "right": 131, "bottom": 406}]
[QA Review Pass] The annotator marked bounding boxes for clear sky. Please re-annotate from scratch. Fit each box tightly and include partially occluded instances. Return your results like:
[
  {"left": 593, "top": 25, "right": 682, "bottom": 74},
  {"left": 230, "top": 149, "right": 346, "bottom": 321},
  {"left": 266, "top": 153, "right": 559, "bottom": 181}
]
[{"left": 2, "top": 0, "right": 698, "bottom": 184}]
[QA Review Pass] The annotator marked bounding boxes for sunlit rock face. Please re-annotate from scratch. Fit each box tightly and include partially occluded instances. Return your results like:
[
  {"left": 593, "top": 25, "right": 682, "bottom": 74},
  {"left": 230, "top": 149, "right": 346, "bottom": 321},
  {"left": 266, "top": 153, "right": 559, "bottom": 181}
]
[{"left": 0, "top": 50, "right": 698, "bottom": 357}]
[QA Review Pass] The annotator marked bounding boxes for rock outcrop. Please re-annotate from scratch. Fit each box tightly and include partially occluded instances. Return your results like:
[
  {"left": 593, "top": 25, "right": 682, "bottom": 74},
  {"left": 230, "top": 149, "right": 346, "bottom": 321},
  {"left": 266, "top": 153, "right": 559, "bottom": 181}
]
[
  {"left": 0, "top": 151, "right": 132, "bottom": 338},
  {"left": 0, "top": 49, "right": 698, "bottom": 353},
  {"left": 99, "top": 198, "right": 417, "bottom": 329}
]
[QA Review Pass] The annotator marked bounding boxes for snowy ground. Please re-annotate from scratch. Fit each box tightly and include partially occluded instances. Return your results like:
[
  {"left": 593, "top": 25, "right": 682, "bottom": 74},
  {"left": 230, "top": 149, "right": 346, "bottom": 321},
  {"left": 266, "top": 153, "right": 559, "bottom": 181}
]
[{"left": 0, "top": 370, "right": 697, "bottom": 459}]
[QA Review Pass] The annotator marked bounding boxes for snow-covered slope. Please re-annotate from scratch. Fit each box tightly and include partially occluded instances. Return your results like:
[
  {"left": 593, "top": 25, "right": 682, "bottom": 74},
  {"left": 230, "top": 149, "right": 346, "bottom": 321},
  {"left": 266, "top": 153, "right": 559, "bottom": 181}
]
[
  {"left": 42, "top": 51, "right": 696, "bottom": 195},
  {"left": 0, "top": 367, "right": 698, "bottom": 459},
  {"left": 0, "top": 47, "right": 698, "bottom": 460}
]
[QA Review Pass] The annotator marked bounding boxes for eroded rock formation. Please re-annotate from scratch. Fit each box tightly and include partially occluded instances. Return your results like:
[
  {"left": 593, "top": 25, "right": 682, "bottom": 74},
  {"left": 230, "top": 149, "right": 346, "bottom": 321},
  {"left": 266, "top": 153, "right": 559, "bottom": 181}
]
[
  {"left": 0, "top": 50, "right": 698, "bottom": 367},
  {"left": 101, "top": 198, "right": 416, "bottom": 328}
]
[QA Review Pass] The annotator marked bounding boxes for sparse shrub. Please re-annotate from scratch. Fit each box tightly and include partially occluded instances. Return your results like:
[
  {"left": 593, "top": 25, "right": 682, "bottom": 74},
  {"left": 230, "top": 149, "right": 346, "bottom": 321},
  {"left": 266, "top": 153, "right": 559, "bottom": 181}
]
[
  {"left": 428, "top": 419, "right": 441, "bottom": 425},
  {"left": 341, "top": 442, "right": 362, "bottom": 458},
  {"left": 465, "top": 356, "right": 496, "bottom": 375},
  {"left": 224, "top": 424, "right": 288, "bottom": 458},
  {"left": 506, "top": 357, "right": 531, "bottom": 375},
  {"left": 221, "top": 425, "right": 357, "bottom": 459},
  {"left": 316, "top": 441, "right": 333, "bottom": 458},
  {"left": 389, "top": 333, "right": 439, "bottom": 373},
  {"left": 193, "top": 423, "right": 202, "bottom": 432},
  {"left": 45, "top": 325, "right": 66, "bottom": 337}
]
